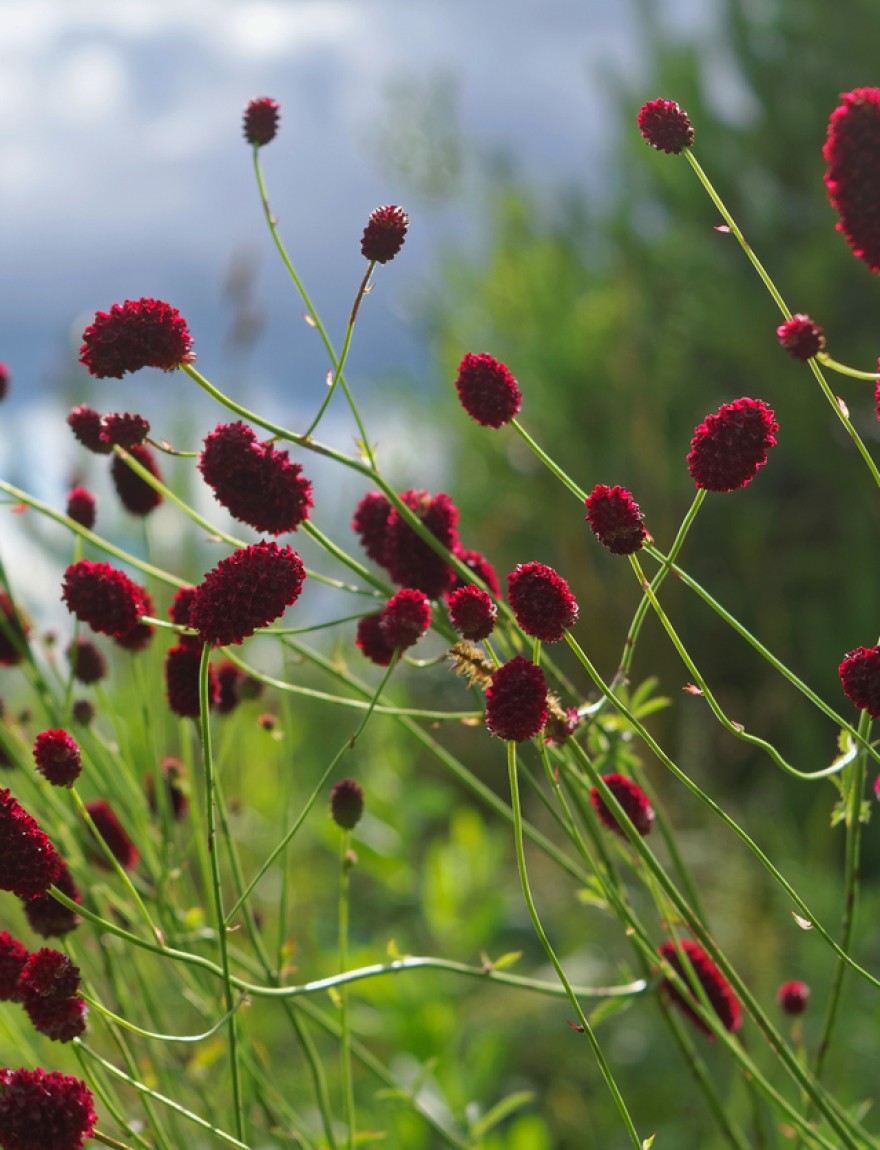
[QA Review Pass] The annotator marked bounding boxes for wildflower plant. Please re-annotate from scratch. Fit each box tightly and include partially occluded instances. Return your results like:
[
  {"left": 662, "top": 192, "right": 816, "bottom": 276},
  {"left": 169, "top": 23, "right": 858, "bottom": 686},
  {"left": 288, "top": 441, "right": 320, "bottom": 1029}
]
[{"left": 0, "top": 85, "right": 878, "bottom": 1150}]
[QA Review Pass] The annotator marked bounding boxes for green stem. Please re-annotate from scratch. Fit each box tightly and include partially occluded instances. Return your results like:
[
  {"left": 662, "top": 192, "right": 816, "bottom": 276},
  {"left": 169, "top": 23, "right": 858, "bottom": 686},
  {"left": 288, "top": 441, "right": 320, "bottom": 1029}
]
[
  {"left": 511, "top": 419, "right": 588, "bottom": 501},
  {"left": 339, "top": 830, "right": 356, "bottom": 1150}
]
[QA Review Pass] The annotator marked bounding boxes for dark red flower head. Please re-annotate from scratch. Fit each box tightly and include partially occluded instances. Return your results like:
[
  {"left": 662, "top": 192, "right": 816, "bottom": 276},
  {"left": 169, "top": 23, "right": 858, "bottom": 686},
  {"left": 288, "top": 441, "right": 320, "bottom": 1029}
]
[
  {"left": 0, "top": 931, "right": 28, "bottom": 1001},
  {"left": 450, "top": 547, "right": 501, "bottom": 598},
  {"left": 169, "top": 586, "right": 198, "bottom": 631},
  {"left": 356, "top": 613, "right": 395, "bottom": 667},
  {"left": 243, "top": 97, "right": 280, "bottom": 146},
  {"left": 65, "top": 486, "right": 96, "bottom": 531},
  {"left": 507, "top": 561, "right": 578, "bottom": 643},
  {"left": 687, "top": 397, "right": 778, "bottom": 492},
  {"left": 215, "top": 661, "right": 245, "bottom": 714},
  {"left": 777, "top": 980, "right": 810, "bottom": 1016},
  {"left": 352, "top": 491, "right": 393, "bottom": 566},
  {"left": 146, "top": 757, "right": 189, "bottom": 821},
  {"left": 199, "top": 421, "right": 313, "bottom": 535},
  {"left": 111, "top": 442, "right": 163, "bottom": 516},
  {"left": 71, "top": 700, "right": 95, "bottom": 727},
  {"left": 454, "top": 352, "right": 522, "bottom": 428},
  {"left": 361, "top": 205, "right": 409, "bottom": 263},
  {"left": 62, "top": 560, "right": 148, "bottom": 639},
  {"left": 79, "top": 297, "right": 194, "bottom": 378},
  {"left": 824, "top": 88, "right": 880, "bottom": 271},
  {"left": 189, "top": 541, "right": 306, "bottom": 646},
  {"left": 67, "top": 404, "right": 111, "bottom": 454},
  {"left": 0, "top": 591, "right": 30, "bottom": 666},
  {"left": 839, "top": 645, "right": 880, "bottom": 718},
  {"left": 330, "top": 778, "right": 364, "bottom": 830},
  {"left": 101, "top": 411, "right": 150, "bottom": 448},
  {"left": 585, "top": 485, "right": 648, "bottom": 555},
  {"left": 637, "top": 99, "right": 694, "bottom": 154},
  {"left": 485, "top": 656, "right": 549, "bottom": 742},
  {"left": 448, "top": 585, "right": 497, "bottom": 641},
  {"left": 165, "top": 643, "right": 219, "bottom": 718},
  {"left": 590, "top": 773, "right": 655, "bottom": 838},
  {"left": 85, "top": 799, "right": 139, "bottom": 870},
  {"left": 33, "top": 730, "right": 82, "bottom": 788},
  {"left": 19, "top": 949, "right": 86, "bottom": 1043},
  {"left": 0, "top": 364, "right": 9, "bottom": 401},
  {"left": 384, "top": 490, "right": 460, "bottom": 599},
  {"left": 657, "top": 938, "right": 742, "bottom": 1038},
  {"left": 113, "top": 586, "right": 156, "bottom": 653},
  {"left": 776, "top": 315, "right": 826, "bottom": 361},
  {"left": 0, "top": 788, "right": 63, "bottom": 898},
  {"left": 66, "top": 638, "right": 106, "bottom": 685},
  {"left": 23, "top": 861, "right": 81, "bottom": 937},
  {"left": 380, "top": 588, "right": 431, "bottom": 650},
  {"left": 0, "top": 1067, "right": 97, "bottom": 1150}
]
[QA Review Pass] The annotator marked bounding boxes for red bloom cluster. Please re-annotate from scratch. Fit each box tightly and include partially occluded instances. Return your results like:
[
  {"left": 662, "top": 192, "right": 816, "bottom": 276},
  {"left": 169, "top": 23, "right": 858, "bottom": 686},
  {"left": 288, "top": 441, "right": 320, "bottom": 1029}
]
[
  {"left": 71, "top": 700, "right": 94, "bottom": 727},
  {"left": 507, "top": 562, "right": 578, "bottom": 642},
  {"left": 776, "top": 315, "right": 826, "bottom": 361},
  {"left": 80, "top": 297, "right": 194, "bottom": 378},
  {"left": 380, "top": 588, "right": 431, "bottom": 650},
  {"left": 169, "top": 586, "right": 198, "bottom": 632},
  {"left": 0, "top": 932, "right": 28, "bottom": 1000},
  {"left": 657, "top": 938, "right": 742, "bottom": 1038},
  {"left": 23, "top": 862, "right": 81, "bottom": 937},
  {"left": 448, "top": 585, "right": 497, "bottom": 641},
  {"left": 0, "top": 1067, "right": 96, "bottom": 1150},
  {"left": 351, "top": 492, "right": 393, "bottom": 565},
  {"left": 637, "top": 98, "right": 694, "bottom": 154},
  {"left": 777, "top": 980, "right": 810, "bottom": 1016},
  {"left": 585, "top": 485, "right": 647, "bottom": 555},
  {"left": 85, "top": 799, "right": 139, "bottom": 870},
  {"left": 243, "top": 97, "right": 280, "bottom": 146},
  {"left": 113, "top": 586, "right": 155, "bottom": 653},
  {"left": 687, "top": 397, "right": 778, "bottom": 492},
  {"left": 838, "top": 645, "right": 880, "bottom": 718},
  {"left": 823, "top": 88, "right": 880, "bottom": 271},
  {"left": 66, "top": 639, "right": 106, "bottom": 685},
  {"left": 450, "top": 547, "right": 501, "bottom": 597},
  {"left": 454, "top": 352, "right": 522, "bottom": 428},
  {"left": 0, "top": 788, "right": 63, "bottom": 898},
  {"left": 62, "top": 560, "right": 148, "bottom": 639},
  {"left": 19, "top": 949, "right": 86, "bottom": 1043},
  {"left": 145, "top": 757, "right": 189, "bottom": 821},
  {"left": 590, "top": 773, "right": 655, "bottom": 838},
  {"left": 215, "top": 661, "right": 255, "bottom": 713},
  {"left": 485, "top": 656, "right": 549, "bottom": 742},
  {"left": 32, "top": 730, "right": 82, "bottom": 788},
  {"left": 164, "top": 644, "right": 219, "bottom": 718},
  {"left": 111, "top": 442, "right": 163, "bottom": 516},
  {"left": 356, "top": 614, "right": 394, "bottom": 666},
  {"left": 0, "top": 590, "right": 30, "bottom": 666},
  {"left": 361, "top": 205, "right": 409, "bottom": 263},
  {"left": 353, "top": 489, "right": 461, "bottom": 599},
  {"left": 198, "top": 421, "right": 313, "bottom": 535},
  {"left": 67, "top": 404, "right": 111, "bottom": 454},
  {"left": 189, "top": 541, "right": 306, "bottom": 646},
  {"left": 101, "top": 411, "right": 150, "bottom": 448},
  {"left": 65, "top": 486, "right": 96, "bottom": 531},
  {"left": 330, "top": 778, "right": 365, "bottom": 830}
]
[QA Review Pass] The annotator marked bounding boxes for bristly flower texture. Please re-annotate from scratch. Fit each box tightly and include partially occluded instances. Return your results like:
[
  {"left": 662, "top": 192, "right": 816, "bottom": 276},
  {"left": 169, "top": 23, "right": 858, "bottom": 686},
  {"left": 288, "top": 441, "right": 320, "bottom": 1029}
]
[
  {"left": 485, "top": 656, "right": 549, "bottom": 742},
  {"left": 199, "top": 421, "right": 313, "bottom": 535},
  {"left": 85, "top": 800, "right": 139, "bottom": 870},
  {"left": 0, "top": 1067, "right": 97, "bottom": 1150},
  {"left": 687, "top": 397, "right": 778, "bottom": 492},
  {"left": 23, "top": 862, "right": 81, "bottom": 938},
  {"left": 19, "top": 948, "right": 87, "bottom": 1043},
  {"left": 838, "top": 645, "right": 880, "bottom": 719},
  {"left": 450, "top": 547, "right": 501, "bottom": 598},
  {"left": 591, "top": 774, "right": 654, "bottom": 838},
  {"left": 113, "top": 587, "right": 155, "bottom": 653},
  {"left": 79, "top": 297, "right": 194, "bottom": 378},
  {"left": 243, "top": 97, "right": 280, "bottom": 146},
  {"left": 361, "top": 205, "right": 409, "bottom": 264},
  {"left": 66, "top": 638, "right": 106, "bottom": 685},
  {"left": 0, "top": 932, "right": 28, "bottom": 1001},
  {"left": 351, "top": 492, "right": 393, "bottom": 566},
  {"left": 823, "top": 88, "right": 880, "bottom": 271},
  {"left": 356, "top": 614, "right": 395, "bottom": 667},
  {"left": 380, "top": 588, "right": 431, "bottom": 650},
  {"left": 32, "top": 730, "right": 82, "bottom": 788},
  {"left": 777, "top": 980, "right": 810, "bottom": 1016},
  {"left": 384, "top": 490, "right": 460, "bottom": 599},
  {"left": 189, "top": 541, "right": 306, "bottom": 646},
  {"left": 454, "top": 352, "right": 522, "bottom": 428},
  {"left": 67, "top": 404, "right": 111, "bottom": 454},
  {"left": 507, "top": 561, "right": 579, "bottom": 642},
  {"left": 776, "top": 314, "right": 826, "bottom": 361},
  {"left": 0, "top": 788, "right": 63, "bottom": 898},
  {"left": 111, "top": 442, "right": 163, "bottom": 516},
  {"left": 165, "top": 644, "right": 219, "bottom": 718},
  {"left": 585, "top": 485, "right": 648, "bottom": 555},
  {"left": 65, "top": 486, "right": 96, "bottom": 531},
  {"left": 0, "top": 590, "right": 30, "bottom": 666},
  {"left": 101, "top": 411, "right": 150, "bottom": 448},
  {"left": 330, "top": 778, "right": 365, "bottom": 830},
  {"left": 657, "top": 938, "right": 742, "bottom": 1038},
  {"left": 448, "top": 585, "right": 497, "bottom": 641},
  {"left": 62, "top": 560, "right": 148, "bottom": 639},
  {"left": 637, "top": 98, "right": 694, "bottom": 154}
]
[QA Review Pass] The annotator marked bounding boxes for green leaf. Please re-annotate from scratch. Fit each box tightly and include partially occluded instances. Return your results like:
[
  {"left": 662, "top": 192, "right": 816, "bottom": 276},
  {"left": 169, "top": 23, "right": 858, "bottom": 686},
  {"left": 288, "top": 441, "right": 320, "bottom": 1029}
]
[
  {"left": 488, "top": 950, "right": 522, "bottom": 972},
  {"left": 469, "top": 1091, "right": 534, "bottom": 1139},
  {"left": 589, "top": 994, "right": 635, "bottom": 1028}
]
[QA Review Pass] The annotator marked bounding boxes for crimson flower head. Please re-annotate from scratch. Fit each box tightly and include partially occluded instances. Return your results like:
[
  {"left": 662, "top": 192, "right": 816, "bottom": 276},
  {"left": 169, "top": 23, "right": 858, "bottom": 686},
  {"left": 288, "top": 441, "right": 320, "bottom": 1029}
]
[
  {"left": 0, "top": 1067, "right": 96, "bottom": 1150},
  {"left": 448, "top": 585, "right": 497, "bottom": 641},
  {"left": 62, "top": 560, "right": 148, "bottom": 639},
  {"left": 507, "top": 561, "right": 578, "bottom": 642},
  {"left": 824, "top": 88, "right": 880, "bottom": 271},
  {"left": 450, "top": 547, "right": 501, "bottom": 597},
  {"left": 243, "top": 97, "right": 280, "bottom": 146},
  {"left": 485, "top": 656, "right": 549, "bottom": 742},
  {"left": 0, "top": 363, "right": 9, "bottom": 401},
  {"left": 384, "top": 490, "right": 460, "bottom": 599},
  {"left": 169, "top": 586, "right": 198, "bottom": 632},
  {"left": 356, "top": 614, "right": 395, "bottom": 667},
  {"left": 839, "top": 645, "right": 880, "bottom": 718},
  {"left": 776, "top": 315, "right": 826, "bottom": 361},
  {"left": 66, "top": 638, "right": 106, "bottom": 685},
  {"left": 687, "top": 397, "right": 778, "bottom": 492},
  {"left": 189, "top": 541, "right": 306, "bottom": 646},
  {"left": 165, "top": 643, "right": 219, "bottom": 718},
  {"left": 657, "top": 938, "right": 742, "bottom": 1038},
  {"left": 637, "top": 98, "right": 694, "bottom": 154},
  {"left": 380, "top": 588, "right": 431, "bottom": 650},
  {"left": 67, "top": 404, "right": 111, "bottom": 454},
  {"left": 0, "top": 931, "right": 28, "bottom": 1001},
  {"left": 85, "top": 799, "right": 139, "bottom": 870},
  {"left": 330, "top": 778, "right": 364, "bottom": 830},
  {"left": 777, "top": 980, "right": 810, "bottom": 1016},
  {"left": 101, "top": 411, "right": 150, "bottom": 448},
  {"left": 199, "top": 421, "right": 313, "bottom": 534},
  {"left": 19, "top": 948, "right": 86, "bottom": 1043},
  {"left": 23, "top": 861, "right": 81, "bottom": 937},
  {"left": 352, "top": 491, "right": 393, "bottom": 566},
  {"left": 585, "top": 485, "right": 648, "bottom": 555},
  {"left": 590, "top": 773, "right": 654, "bottom": 838},
  {"left": 454, "top": 352, "right": 522, "bottom": 428},
  {"left": 79, "top": 297, "right": 194, "bottom": 378},
  {"left": 215, "top": 661, "right": 246, "bottom": 714},
  {"left": 114, "top": 587, "right": 155, "bottom": 653},
  {"left": 361, "top": 205, "right": 409, "bottom": 263},
  {"left": 111, "top": 442, "right": 163, "bottom": 516},
  {"left": 0, "top": 590, "right": 30, "bottom": 666},
  {"left": 33, "top": 730, "right": 82, "bottom": 788},
  {"left": 0, "top": 787, "right": 63, "bottom": 898},
  {"left": 65, "top": 486, "right": 96, "bottom": 531}
]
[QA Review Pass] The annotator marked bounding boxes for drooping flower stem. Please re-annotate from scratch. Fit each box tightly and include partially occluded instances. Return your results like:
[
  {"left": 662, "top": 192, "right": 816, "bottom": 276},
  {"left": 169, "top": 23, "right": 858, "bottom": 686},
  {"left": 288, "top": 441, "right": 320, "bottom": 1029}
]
[{"left": 338, "top": 828, "right": 356, "bottom": 1150}]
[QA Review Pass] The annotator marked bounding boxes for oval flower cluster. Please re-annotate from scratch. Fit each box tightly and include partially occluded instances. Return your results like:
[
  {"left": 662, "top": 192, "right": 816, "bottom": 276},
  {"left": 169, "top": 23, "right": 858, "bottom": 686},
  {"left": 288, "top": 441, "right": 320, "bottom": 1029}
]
[
  {"left": 657, "top": 938, "right": 742, "bottom": 1038},
  {"left": 485, "top": 656, "right": 549, "bottom": 742},
  {"left": 32, "top": 730, "right": 82, "bottom": 788},
  {"left": 838, "top": 644, "right": 880, "bottom": 719},
  {"left": 687, "top": 397, "right": 778, "bottom": 492},
  {"left": 823, "top": 87, "right": 880, "bottom": 271},
  {"left": 454, "top": 352, "right": 522, "bottom": 429},
  {"left": 0, "top": 1066, "right": 96, "bottom": 1150},
  {"left": 590, "top": 773, "right": 655, "bottom": 838},
  {"left": 356, "top": 588, "right": 432, "bottom": 666},
  {"left": 585, "top": 485, "right": 648, "bottom": 555},
  {"left": 507, "top": 562, "right": 578, "bottom": 643},
  {"left": 79, "top": 297, "right": 194, "bottom": 379},
  {"left": 0, "top": 788, "right": 63, "bottom": 899},
  {"left": 637, "top": 98, "right": 694, "bottom": 154},
  {"left": 62, "top": 560, "right": 152, "bottom": 648},
  {"left": 0, "top": 940, "right": 88, "bottom": 1043},
  {"left": 361, "top": 205, "right": 409, "bottom": 264}
]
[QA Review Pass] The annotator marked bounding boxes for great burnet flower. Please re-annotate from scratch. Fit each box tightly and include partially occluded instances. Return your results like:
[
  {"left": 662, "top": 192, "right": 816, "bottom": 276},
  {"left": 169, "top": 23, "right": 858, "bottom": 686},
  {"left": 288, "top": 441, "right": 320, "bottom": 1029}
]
[
  {"left": 590, "top": 773, "right": 655, "bottom": 838},
  {"left": 380, "top": 588, "right": 431, "bottom": 650},
  {"left": 384, "top": 490, "right": 460, "bottom": 599},
  {"left": 32, "top": 730, "right": 82, "bottom": 788},
  {"left": 361, "top": 205, "right": 409, "bottom": 263},
  {"left": 66, "top": 639, "right": 106, "bottom": 685},
  {"left": 215, "top": 661, "right": 253, "bottom": 714},
  {"left": 0, "top": 788, "right": 63, "bottom": 898},
  {"left": 356, "top": 614, "right": 395, "bottom": 667},
  {"left": 111, "top": 442, "right": 163, "bottom": 516},
  {"left": 65, "top": 486, "right": 96, "bottom": 531},
  {"left": 657, "top": 938, "right": 742, "bottom": 1038},
  {"left": 0, "top": 591, "right": 30, "bottom": 666},
  {"left": 637, "top": 98, "right": 694, "bottom": 154},
  {"left": 85, "top": 800, "right": 139, "bottom": 870},
  {"left": 198, "top": 421, "right": 313, "bottom": 535},
  {"left": 450, "top": 547, "right": 501, "bottom": 598},
  {"left": 0, "top": 1067, "right": 97, "bottom": 1150},
  {"left": 448, "top": 584, "right": 497, "bottom": 641},
  {"left": 189, "top": 541, "right": 306, "bottom": 646},
  {"left": 823, "top": 88, "right": 880, "bottom": 271},
  {"left": 164, "top": 643, "right": 219, "bottom": 718},
  {"left": 352, "top": 492, "right": 393, "bottom": 566},
  {"left": 776, "top": 315, "right": 826, "bottom": 361},
  {"left": 22, "top": 862, "right": 81, "bottom": 938},
  {"left": 113, "top": 587, "right": 156, "bottom": 653},
  {"left": 145, "top": 757, "right": 189, "bottom": 821},
  {"left": 79, "top": 298, "right": 194, "bottom": 378},
  {"left": 243, "top": 97, "right": 280, "bottom": 146},
  {"left": 777, "top": 980, "right": 810, "bottom": 1016},
  {"left": 71, "top": 700, "right": 94, "bottom": 727},
  {"left": 19, "top": 949, "right": 86, "bottom": 1043},
  {"left": 330, "top": 778, "right": 364, "bottom": 830},
  {"left": 687, "top": 397, "right": 778, "bottom": 492},
  {"left": 507, "top": 561, "right": 578, "bottom": 642},
  {"left": 101, "top": 411, "right": 150, "bottom": 448},
  {"left": 485, "top": 656, "right": 549, "bottom": 742},
  {"left": 67, "top": 404, "right": 111, "bottom": 454},
  {"left": 454, "top": 352, "right": 522, "bottom": 428},
  {"left": 585, "top": 485, "right": 648, "bottom": 555},
  {"left": 62, "top": 560, "right": 148, "bottom": 639},
  {"left": 838, "top": 645, "right": 880, "bottom": 718},
  {"left": 0, "top": 931, "right": 28, "bottom": 1001}
]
